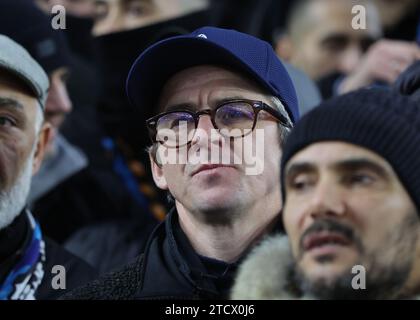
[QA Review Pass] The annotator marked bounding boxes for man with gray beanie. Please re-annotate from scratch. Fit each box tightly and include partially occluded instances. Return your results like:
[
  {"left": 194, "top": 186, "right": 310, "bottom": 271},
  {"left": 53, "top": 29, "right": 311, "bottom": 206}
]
[
  {"left": 232, "top": 88, "right": 420, "bottom": 299},
  {"left": 0, "top": 35, "right": 96, "bottom": 300}
]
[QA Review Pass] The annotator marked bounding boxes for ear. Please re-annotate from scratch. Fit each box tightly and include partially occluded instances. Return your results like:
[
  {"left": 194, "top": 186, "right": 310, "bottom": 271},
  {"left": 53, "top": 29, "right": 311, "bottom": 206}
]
[
  {"left": 32, "top": 122, "right": 52, "bottom": 175},
  {"left": 275, "top": 34, "right": 294, "bottom": 62},
  {"left": 149, "top": 152, "right": 168, "bottom": 190}
]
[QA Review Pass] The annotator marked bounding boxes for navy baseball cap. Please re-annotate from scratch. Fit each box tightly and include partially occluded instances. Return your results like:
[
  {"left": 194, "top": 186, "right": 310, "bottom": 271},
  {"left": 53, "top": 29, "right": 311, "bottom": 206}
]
[{"left": 126, "top": 26, "right": 299, "bottom": 123}]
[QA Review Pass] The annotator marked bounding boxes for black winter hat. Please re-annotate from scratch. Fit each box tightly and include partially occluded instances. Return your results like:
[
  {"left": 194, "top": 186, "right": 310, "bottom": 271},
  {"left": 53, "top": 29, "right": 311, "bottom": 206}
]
[
  {"left": 0, "top": 0, "right": 71, "bottom": 74},
  {"left": 281, "top": 88, "right": 420, "bottom": 211}
]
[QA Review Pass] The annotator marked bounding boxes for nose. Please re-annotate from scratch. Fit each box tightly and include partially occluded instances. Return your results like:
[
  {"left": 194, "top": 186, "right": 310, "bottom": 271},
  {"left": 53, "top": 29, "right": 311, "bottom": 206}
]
[
  {"left": 197, "top": 113, "right": 214, "bottom": 131},
  {"left": 338, "top": 45, "right": 363, "bottom": 75},
  {"left": 308, "top": 179, "right": 346, "bottom": 221},
  {"left": 47, "top": 78, "right": 73, "bottom": 114},
  {"left": 190, "top": 114, "right": 223, "bottom": 146}
]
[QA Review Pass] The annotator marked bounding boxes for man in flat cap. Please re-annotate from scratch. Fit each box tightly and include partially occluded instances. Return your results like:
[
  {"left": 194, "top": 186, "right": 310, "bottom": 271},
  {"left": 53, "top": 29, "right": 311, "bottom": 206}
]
[{"left": 0, "top": 35, "right": 96, "bottom": 300}]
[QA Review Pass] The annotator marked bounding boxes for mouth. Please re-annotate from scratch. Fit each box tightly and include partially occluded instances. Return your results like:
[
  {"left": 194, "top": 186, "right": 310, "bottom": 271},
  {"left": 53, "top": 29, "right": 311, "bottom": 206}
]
[
  {"left": 191, "top": 164, "right": 236, "bottom": 176},
  {"left": 303, "top": 231, "right": 352, "bottom": 253}
]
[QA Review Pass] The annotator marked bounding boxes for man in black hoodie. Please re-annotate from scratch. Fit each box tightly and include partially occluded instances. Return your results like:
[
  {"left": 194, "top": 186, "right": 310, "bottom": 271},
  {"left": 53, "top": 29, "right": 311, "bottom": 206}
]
[{"left": 0, "top": 35, "right": 96, "bottom": 300}]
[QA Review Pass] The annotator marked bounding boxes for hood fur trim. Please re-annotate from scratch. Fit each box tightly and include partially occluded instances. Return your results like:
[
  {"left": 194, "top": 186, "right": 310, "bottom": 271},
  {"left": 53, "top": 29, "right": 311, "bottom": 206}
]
[
  {"left": 231, "top": 234, "right": 307, "bottom": 300},
  {"left": 231, "top": 234, "right": 420, "bottom": 300}
]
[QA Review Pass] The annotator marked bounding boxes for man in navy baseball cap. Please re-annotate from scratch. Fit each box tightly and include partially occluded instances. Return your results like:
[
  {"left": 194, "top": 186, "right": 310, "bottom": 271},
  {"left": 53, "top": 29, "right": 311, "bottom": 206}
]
[
  {"left": 127, "top": 26, "right": 299, "bottom": 123},
  {"left": 64, "top": 27, "right": 298, "bottom": 300}
]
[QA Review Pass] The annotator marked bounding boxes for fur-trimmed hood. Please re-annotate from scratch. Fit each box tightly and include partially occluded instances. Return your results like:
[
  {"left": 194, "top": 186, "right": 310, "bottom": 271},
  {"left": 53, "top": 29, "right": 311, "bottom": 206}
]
[
  {"left": 231, "top": 234, "right": 309, "bottom": 300},
  {"left": 231, "top": 234, "right": 420, "bottom": 300}
]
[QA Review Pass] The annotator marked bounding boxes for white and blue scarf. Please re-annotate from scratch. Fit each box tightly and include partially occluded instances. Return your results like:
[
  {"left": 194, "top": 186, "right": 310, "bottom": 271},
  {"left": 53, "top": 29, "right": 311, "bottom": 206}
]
[{"left": 0, "top": 211, "right": 46, "bottom": 300}]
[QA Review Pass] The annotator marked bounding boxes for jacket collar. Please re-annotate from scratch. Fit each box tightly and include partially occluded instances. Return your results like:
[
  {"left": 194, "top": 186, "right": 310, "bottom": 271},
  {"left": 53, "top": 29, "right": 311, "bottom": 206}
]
[
  {"left": 139, "top": 207, "right": 286, "bottom": 299},
  {"left": 137, "top": 207, "right": 220, "bottom": 299},
  {"left": 231, "top": 234, "right": 305, "bottom": 299},
  {"left": 231, "top": 234, "right": 420, "bottom": 300}
]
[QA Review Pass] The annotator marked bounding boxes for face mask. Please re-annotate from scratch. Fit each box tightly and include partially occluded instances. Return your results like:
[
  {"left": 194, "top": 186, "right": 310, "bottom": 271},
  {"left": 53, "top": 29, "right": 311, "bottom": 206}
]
[
  {"left": 93, "top": 9, "right": 210, "bottom": 151},
  {"left": 64, "top": 14, "right": 95, "bottom": 60}
]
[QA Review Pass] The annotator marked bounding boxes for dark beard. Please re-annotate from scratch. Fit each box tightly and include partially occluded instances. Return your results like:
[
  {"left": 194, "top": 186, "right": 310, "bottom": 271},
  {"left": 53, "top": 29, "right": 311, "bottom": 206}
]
[
  {"left": 293, "top": 214, "right": 419, "bottom": 299},
  {"left": 293, "top": 262, "right": 411, "bottom": 299}
]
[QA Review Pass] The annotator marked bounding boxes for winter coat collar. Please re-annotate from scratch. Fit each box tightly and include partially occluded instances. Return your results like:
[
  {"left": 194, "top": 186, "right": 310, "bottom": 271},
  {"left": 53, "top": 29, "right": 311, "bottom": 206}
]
[
  {"left": 135, "top": 207, "right": 285, "bottom": 299},
  {"left": 231, "top": 234, "right": 420, "bottom": 300},
  {"left": 135, "top": 208, "right": 224, "bottom": 299},
  {"left": 231, "top": 234, "right": 309, "bottom": 300}
]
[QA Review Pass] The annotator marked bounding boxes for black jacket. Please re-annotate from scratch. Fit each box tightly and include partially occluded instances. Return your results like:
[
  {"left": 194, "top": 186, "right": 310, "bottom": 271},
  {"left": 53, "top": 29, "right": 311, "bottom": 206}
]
[
  {"left": 62, "top": 208, "right": 270, "bottom": 300},
  {"left": 38, "top": 237, "right": 98, "bottom": 299},
  {"left": 0, "top": 211, "right": 97, "bottom": 300},
  {"left": 32, "top": 166, "right": 154, "bottom": 244},
  {"left": 64, "top": 218, "right": 157, "bottom": 275}
]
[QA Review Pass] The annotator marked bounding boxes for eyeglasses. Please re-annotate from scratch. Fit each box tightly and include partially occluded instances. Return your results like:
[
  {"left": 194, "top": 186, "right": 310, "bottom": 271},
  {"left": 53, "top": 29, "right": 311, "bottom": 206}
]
[{"left": 146, "top": 99, "right": 291, "bottom": 148}]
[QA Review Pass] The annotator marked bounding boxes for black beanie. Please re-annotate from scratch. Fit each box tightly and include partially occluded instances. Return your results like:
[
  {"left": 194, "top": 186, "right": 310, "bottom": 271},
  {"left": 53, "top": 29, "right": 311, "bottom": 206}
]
[
  {"left": 0, "top": 0, "right": 71, "bottom": 74},
  {"left": 281, "top": 88, "right": 420, "bottom": 211}
]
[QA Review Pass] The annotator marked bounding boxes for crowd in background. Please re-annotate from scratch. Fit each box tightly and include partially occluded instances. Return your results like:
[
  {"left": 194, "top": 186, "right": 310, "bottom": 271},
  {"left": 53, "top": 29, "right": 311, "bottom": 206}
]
[{"left": 0, "top": 0, "right": 419, "bottom": 300}]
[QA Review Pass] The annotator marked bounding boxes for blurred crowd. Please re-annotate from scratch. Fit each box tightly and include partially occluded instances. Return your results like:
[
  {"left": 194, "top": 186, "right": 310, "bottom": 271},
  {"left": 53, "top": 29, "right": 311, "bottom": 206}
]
[{"left": 0, "top": 0, "right": 419, "bottom": 300}]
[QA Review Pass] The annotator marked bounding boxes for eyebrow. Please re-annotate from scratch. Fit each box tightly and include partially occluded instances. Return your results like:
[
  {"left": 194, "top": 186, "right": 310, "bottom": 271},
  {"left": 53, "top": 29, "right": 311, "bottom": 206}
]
[
  {"left": 0, "top": 97, "right": 25, "bottom": 111},
  {"left": 123, "top": 0, "right": 152, "bottom": 4},
  {"left": 162, "top": 96, "right": 256, "bottom": 113},
  {"left": 94, "top": 0, "right": 107, "bottom": 8},
  {"left": 332, "top": 158, "right": 390, "bottom": 179},
  {"left": 163, "top": 103, "right": 195, "bottom": 113},
  {"left": 285, "top": 158, "right": 390, "bottom": 181},
  {"left": 285, "top": 162, "right": 316, "bottom": 181}
]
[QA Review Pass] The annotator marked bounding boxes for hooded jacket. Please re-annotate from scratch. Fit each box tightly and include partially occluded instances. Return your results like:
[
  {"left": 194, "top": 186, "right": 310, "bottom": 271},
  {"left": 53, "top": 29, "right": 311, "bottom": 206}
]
[
  {"left": 231, "top": 234, "right": 420, "bottom": 300},
  {"left": 230, "top": 234, "right": 307, "bottom": 300}
]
